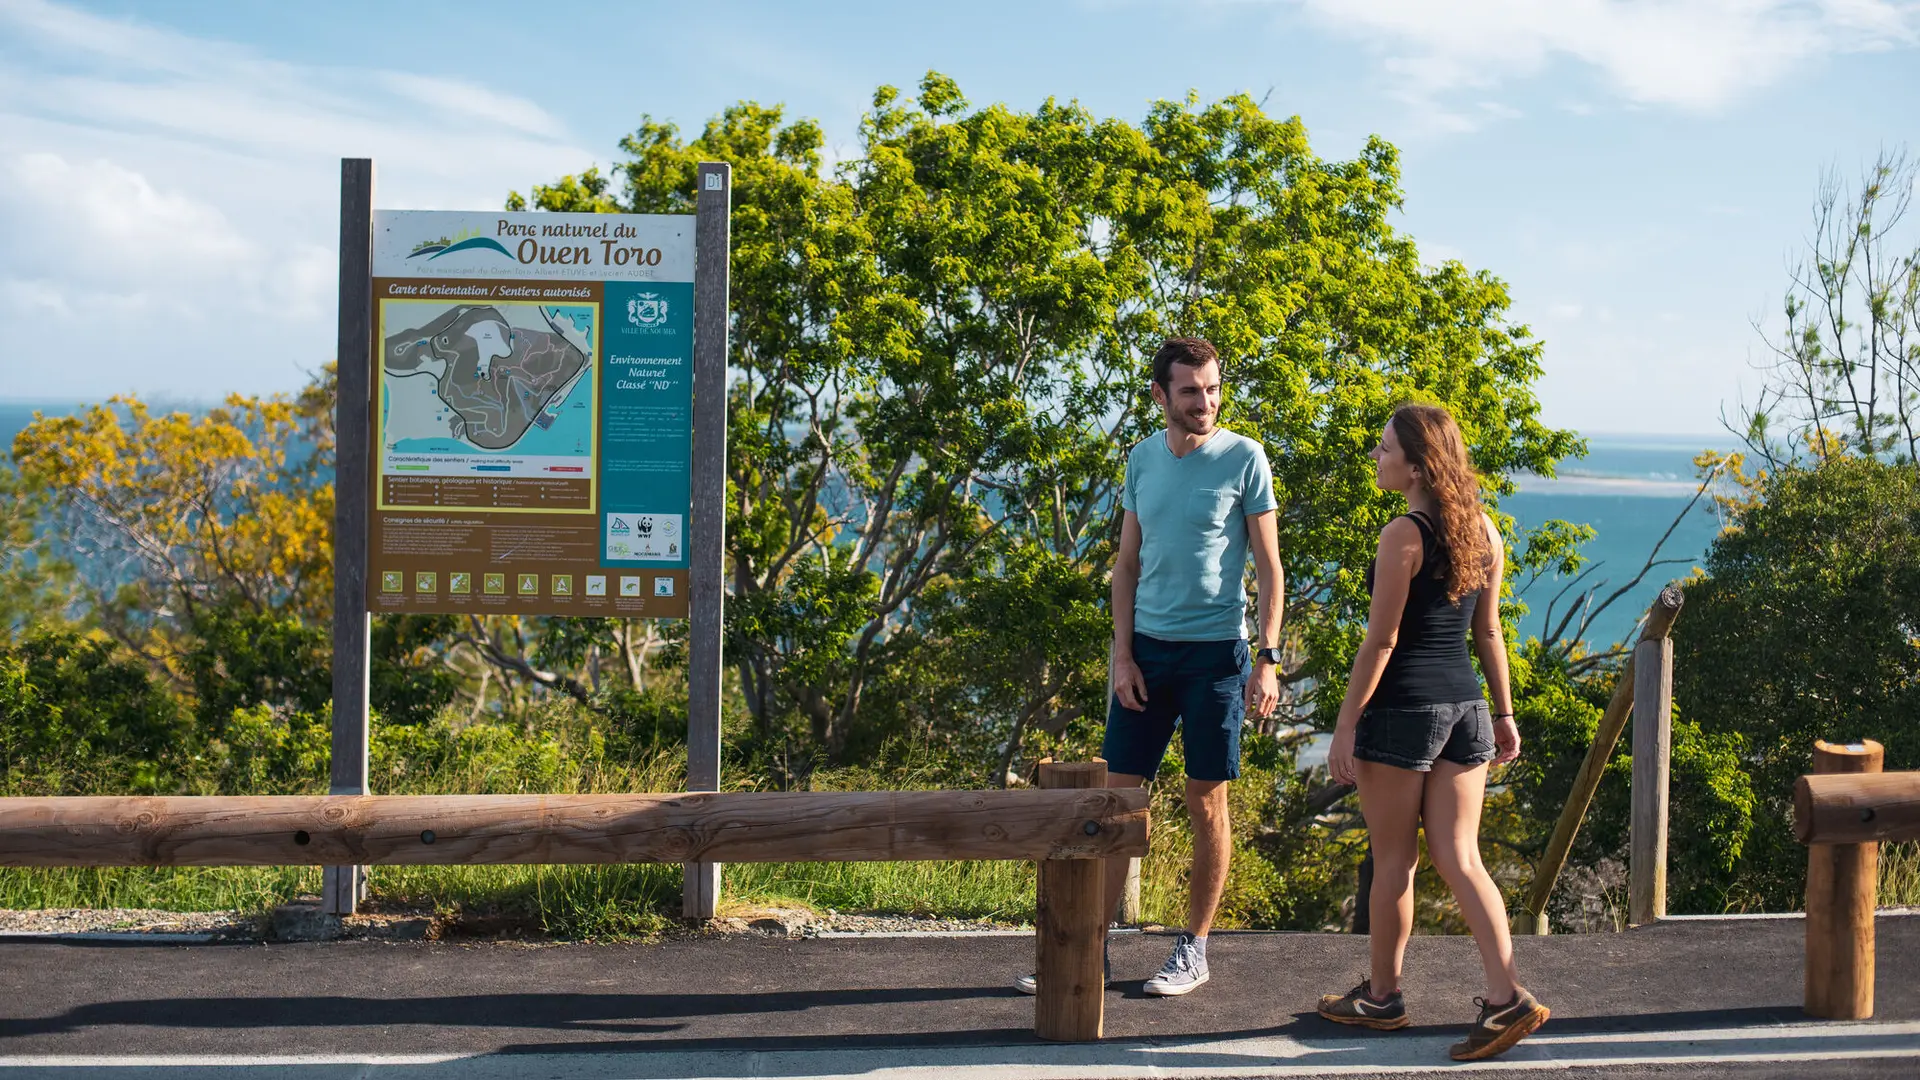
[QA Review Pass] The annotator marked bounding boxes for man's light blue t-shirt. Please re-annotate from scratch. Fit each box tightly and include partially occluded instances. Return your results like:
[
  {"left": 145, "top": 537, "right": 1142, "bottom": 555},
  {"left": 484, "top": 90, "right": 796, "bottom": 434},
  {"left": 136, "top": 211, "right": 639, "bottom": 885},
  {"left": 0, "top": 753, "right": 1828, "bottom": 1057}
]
[{"left": 1122, "top": 428, "right": 1278, "bottom": 642}]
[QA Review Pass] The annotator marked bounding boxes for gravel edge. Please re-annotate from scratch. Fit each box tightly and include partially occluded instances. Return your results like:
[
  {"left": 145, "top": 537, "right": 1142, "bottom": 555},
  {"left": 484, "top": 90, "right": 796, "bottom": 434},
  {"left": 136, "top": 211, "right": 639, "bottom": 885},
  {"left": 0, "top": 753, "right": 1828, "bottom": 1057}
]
[{"left": 0, "top": 905, "right": 1036, "bottom": 943}]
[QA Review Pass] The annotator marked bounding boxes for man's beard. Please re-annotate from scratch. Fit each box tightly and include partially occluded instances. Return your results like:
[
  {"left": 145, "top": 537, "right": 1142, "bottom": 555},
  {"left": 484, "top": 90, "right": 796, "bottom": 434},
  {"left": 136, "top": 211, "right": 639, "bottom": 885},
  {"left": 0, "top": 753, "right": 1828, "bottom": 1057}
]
[{"left": 1169, "top": 409, "right": 1216, "bottom": 436}]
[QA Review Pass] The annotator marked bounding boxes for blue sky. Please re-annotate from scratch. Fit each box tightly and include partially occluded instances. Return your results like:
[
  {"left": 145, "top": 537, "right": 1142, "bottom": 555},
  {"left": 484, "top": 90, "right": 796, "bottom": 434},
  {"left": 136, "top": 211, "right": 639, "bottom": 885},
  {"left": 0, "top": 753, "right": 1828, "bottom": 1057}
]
[{"left": 0, "top": 0, "right": 1914, "bottom": 435}]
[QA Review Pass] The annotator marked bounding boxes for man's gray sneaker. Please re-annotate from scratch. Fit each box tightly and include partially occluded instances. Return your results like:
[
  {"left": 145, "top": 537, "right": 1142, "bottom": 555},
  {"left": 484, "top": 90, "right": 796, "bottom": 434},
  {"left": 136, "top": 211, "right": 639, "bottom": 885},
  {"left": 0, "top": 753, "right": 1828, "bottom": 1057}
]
[
  {"left": 1142, "top": 932, "right": 1209, "bottom": 996},
  {"left": 1015, "top": 942, "right": 1112, "bottom": 995}
]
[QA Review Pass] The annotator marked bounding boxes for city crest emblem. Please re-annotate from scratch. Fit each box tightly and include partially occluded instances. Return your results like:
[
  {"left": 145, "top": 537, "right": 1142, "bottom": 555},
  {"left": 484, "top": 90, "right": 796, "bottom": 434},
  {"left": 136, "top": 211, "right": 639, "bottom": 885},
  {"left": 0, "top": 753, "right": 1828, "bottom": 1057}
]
[{"left": 627, "top": 293, "right": 668, "bottom": 327}]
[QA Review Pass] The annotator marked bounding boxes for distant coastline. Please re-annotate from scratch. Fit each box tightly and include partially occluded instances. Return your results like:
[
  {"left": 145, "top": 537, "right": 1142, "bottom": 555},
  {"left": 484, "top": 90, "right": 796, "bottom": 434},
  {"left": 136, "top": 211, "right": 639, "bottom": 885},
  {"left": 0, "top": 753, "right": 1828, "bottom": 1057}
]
[{"left": 1514, "top": 474, "right": 1708, "bottom": 497}]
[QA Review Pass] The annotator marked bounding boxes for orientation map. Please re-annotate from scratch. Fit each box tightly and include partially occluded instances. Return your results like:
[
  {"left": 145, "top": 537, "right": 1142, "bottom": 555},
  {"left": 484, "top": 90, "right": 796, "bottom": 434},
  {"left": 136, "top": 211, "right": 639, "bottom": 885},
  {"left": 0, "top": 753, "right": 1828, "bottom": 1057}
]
[{"left": 367, "top": 210, "right": 695, "bottom": 618}]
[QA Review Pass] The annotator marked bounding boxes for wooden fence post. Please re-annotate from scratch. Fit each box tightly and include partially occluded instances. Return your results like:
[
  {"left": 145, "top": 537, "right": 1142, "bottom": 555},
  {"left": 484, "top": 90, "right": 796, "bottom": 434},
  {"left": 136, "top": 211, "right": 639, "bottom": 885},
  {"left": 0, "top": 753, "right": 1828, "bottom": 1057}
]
[
  {"left": 1516, "top": 583, "right": 1684, "bottom": 934},
  {"left": 1629, "top": 629, "right": 1674, "bottom": 925},
  {"left": 1036, "top": 760, "right": 1108, "bottom": 1042},
  {"left": 1805, "top": 738, "right": 1883, "bottom": 1020}
]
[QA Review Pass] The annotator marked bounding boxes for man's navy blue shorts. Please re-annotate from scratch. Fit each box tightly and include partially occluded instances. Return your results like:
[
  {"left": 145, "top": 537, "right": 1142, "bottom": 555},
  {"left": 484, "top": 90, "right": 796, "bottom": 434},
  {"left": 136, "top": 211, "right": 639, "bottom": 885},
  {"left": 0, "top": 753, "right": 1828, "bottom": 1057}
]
[{"left": 1101, "top": 632, "right": 1250, "bottom": 782}]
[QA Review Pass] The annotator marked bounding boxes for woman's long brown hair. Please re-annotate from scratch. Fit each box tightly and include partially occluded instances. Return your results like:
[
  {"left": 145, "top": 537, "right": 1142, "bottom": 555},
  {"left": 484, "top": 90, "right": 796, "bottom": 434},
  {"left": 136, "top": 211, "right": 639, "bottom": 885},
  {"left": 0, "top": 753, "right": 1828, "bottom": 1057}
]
[{"left": 1389, "top": 404, "right": 1491, "bottom": 604}]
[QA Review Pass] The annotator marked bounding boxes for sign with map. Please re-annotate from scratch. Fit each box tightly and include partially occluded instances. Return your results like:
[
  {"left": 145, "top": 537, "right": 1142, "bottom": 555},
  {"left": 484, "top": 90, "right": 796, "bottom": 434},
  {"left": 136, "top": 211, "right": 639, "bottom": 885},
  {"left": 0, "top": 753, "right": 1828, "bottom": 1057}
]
[{"left": 366, "top": 209, "right": 695, "bottom": 618}]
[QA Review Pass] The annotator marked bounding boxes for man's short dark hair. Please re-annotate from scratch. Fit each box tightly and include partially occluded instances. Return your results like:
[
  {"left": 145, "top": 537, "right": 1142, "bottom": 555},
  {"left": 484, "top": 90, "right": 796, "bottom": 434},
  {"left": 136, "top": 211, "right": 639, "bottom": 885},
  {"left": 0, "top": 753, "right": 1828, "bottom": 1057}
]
[{"left": 1150, "top": 337, "right": 1219, "bottom": 389}]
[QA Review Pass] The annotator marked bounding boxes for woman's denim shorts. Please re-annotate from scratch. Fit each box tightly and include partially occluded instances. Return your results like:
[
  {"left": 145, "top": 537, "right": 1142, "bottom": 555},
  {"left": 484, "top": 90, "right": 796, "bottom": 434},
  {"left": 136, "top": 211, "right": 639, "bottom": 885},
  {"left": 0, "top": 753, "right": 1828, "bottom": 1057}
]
[{"left": 1353, "top": 699, "right": 1496, "bottom": 772}]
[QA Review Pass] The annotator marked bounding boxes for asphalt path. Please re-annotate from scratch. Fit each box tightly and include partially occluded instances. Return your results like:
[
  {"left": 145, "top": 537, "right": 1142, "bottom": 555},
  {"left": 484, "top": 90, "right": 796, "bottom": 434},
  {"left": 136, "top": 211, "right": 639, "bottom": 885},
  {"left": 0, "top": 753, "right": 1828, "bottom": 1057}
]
[{"left": 1, "top": 915, "right": 1916, "bottom": 1078}]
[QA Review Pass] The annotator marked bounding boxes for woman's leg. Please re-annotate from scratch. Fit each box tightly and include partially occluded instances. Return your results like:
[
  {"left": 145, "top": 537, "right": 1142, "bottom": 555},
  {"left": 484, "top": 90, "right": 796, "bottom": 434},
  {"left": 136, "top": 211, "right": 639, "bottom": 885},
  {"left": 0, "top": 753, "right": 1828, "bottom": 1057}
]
[
  {"left": 1356, "top": 759, "right": 1426, "bottom": 996},
  {"left": 1422, "top": 759, "right": 1521, "bottom": 1002}
]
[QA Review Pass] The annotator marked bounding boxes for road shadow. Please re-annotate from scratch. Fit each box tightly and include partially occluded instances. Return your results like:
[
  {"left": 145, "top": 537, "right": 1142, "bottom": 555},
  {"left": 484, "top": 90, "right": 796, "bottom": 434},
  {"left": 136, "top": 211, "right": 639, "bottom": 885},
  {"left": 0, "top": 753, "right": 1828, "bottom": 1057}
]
[{"left": 2, "top": 986, "right": 1027, "bottom": 1042}]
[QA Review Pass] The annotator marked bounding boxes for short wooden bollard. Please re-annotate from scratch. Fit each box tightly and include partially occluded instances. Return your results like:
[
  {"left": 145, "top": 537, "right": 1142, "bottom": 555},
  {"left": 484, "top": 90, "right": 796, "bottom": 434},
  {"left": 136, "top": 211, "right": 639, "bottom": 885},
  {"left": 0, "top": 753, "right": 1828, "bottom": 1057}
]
[
  {"left": 1035, "top": 760, "right": 1109, "bottom": 1041},
  {"left": 1803, "top": 739, "right": 1883, "bottom": 1020},
  {"left": 1628, "top": 628, "right": 1673, "bottom": 925}
]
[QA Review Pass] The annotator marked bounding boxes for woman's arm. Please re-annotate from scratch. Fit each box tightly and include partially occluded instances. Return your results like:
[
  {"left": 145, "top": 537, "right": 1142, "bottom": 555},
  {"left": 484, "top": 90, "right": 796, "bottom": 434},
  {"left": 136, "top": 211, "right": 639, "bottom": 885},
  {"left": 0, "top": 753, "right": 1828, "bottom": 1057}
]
[
  {"left": 1327, "top": 517, "right": 1424, "bottom": 785},
  {"left": 1470, "top": 512, "right": 1520, "bottom": 765}
]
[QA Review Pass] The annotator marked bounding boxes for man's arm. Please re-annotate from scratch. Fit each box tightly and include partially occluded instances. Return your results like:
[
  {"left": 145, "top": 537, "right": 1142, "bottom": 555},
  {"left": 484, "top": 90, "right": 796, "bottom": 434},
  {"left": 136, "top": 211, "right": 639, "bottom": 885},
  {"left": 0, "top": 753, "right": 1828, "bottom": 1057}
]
[
  {"left": 1111, "top": 509, "right": 1146, "bottom": 710},
  {"left": 1246, "top": 509, "right": 1282, "bottom": 718}
]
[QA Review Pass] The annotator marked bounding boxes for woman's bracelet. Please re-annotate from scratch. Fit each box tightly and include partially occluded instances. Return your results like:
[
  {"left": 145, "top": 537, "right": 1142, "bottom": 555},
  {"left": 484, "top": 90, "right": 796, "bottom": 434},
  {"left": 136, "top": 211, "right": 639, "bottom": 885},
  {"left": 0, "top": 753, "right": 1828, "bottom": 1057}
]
[{"left": 1492, "top": 712, "right": 1515, "bottom": 720}]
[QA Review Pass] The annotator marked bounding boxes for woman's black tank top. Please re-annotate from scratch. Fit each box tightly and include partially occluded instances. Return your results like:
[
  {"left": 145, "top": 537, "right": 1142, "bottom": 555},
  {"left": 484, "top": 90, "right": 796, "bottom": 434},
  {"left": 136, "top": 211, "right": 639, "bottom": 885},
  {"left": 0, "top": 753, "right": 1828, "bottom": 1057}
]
[{"left": 1363, "top": 510, "right": 1483, "bottom": 707}]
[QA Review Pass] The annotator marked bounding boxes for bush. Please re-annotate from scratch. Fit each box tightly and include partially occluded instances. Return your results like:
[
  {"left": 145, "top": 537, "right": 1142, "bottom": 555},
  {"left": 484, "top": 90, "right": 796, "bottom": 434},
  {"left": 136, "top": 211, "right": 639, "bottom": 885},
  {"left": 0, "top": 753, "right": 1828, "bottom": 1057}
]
[
  {"left": 185, "top": 603, "right": 459, "bottom": 733},
  {"left": 0, "top": 629, "right": 188, "bottom": 792},
  {"left": 1499, "top": 643, "right": 1754, "bottom": 915},
  {"left": 1675, "top": 456, "right": 1920, "bottom": 909}
]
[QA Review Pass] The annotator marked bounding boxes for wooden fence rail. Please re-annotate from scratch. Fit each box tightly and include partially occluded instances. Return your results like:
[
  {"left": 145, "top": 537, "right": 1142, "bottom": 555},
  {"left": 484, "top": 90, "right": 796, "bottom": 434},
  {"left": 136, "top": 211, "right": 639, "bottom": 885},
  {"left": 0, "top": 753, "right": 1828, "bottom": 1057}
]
[
  {"left": 0, "top": 789, "right": 1147, "bottom": 868},
  {"left": 0, "top": 770, "right": 1145, "bottom": 1043},
  {"left": 1795, "top": 771, "right": 1920, "bottom": 845}
]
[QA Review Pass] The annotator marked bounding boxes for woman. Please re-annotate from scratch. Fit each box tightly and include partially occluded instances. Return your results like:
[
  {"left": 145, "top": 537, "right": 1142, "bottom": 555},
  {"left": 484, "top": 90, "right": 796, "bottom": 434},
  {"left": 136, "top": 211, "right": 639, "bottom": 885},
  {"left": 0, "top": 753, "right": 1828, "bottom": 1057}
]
[{"left": 1315, "top": 403, "right": 1550, "bottom": 1062}]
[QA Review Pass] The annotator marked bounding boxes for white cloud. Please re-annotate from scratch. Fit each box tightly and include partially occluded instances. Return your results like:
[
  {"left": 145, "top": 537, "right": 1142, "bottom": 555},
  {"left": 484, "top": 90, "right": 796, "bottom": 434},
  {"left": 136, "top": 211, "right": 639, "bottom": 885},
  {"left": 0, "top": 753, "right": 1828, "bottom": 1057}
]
[
  {"left": 1280, "top": 0, "right": 1920, "bottom": 130},
  {"left": 0, "top": 0, "right": 597, "bottom": 400},
  {"left": 6, "top": 152, "right": 254, "bottom": 273}
]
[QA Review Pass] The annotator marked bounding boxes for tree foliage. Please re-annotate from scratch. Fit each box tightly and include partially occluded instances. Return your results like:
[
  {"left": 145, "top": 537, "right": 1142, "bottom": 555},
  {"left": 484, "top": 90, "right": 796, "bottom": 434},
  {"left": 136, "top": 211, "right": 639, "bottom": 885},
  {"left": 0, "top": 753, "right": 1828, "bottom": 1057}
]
[
  {"left": 10, "top": 385, "right": 336, "bottom": 668},
  {"left": 514, "top": 73, "right": 1581, "bottom": 780},
  {"left": 1738, "top": 148, "right": 1920, "bottom": 466},
  {"left": 0, "top": 628, "right": 187, "bottom": 791},
  {"left": 1675, "top": 455, "right": 1920, "bottom": 909}
]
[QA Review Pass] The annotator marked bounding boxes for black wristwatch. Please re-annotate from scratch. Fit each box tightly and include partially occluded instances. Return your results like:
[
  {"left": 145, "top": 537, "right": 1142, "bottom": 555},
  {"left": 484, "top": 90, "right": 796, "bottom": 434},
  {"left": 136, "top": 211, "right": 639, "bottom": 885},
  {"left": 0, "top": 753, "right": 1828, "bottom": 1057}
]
[{"left": 1254, "top": 646, "right": 1283, "bottom": 665}]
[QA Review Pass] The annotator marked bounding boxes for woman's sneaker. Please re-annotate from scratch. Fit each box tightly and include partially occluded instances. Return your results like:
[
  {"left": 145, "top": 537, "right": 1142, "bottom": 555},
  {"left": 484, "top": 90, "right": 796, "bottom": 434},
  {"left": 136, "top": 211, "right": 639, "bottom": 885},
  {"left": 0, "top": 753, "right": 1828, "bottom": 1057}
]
[
  {"left": 1142, "top": 932, "right": 1209, "bottom": 996},
  {"left": 1449, "top": 987, "right": 1549, "bottom": 1060},
  {"left": 1316, "top": 978, "right": 1410, "bottom": 1030}
]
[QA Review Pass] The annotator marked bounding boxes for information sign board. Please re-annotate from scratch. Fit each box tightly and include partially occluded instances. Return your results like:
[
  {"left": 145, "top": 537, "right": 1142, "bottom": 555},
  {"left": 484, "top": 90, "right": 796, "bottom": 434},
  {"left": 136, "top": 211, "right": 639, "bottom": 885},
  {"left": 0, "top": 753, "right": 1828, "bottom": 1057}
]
[{"left": 366, "top": 210, "right": 694, "bottom": 618}]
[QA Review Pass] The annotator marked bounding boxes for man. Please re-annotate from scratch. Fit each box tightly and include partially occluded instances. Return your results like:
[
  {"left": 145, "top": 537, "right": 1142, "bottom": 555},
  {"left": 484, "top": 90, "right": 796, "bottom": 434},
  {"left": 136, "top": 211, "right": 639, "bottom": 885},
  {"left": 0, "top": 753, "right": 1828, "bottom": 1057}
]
[{"left": 1019, "top": 336, "right": 1283, "bottom": 997}]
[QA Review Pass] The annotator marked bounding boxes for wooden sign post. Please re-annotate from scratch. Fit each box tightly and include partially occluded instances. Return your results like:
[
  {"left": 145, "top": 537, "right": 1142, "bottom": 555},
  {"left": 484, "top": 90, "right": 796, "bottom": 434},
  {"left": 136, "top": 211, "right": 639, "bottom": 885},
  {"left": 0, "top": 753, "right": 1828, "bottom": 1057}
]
[
  {"left": 684, "top": 162, "right": 731, "bottom": 919},
  {"left": 324, "top": 158, "right": 375, "bottom": 914}
]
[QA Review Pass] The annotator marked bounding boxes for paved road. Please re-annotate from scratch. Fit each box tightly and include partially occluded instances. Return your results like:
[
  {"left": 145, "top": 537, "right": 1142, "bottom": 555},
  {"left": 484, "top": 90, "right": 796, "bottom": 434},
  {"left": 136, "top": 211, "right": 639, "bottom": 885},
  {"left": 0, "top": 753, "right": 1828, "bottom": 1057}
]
[{"left": 1, "top": 915, "right": 1916, "bottom": 1077}]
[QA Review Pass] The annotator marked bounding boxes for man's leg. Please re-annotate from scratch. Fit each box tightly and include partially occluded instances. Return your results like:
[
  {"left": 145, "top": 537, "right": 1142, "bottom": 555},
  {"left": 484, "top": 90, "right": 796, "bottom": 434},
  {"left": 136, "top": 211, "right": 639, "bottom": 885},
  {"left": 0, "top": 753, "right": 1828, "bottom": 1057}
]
[
  {"left": 1140, "top": 639, "right": 1245, "bottom": 997},
  {"left": 1099, "top": 634, "right": 1177, "bottom": 926},
  {"left": 1178, "top": 637, "right": 1247, "bottom": 938},
  {"left": 1185, "top": 777, "right": 1231, "bottom": 936}
]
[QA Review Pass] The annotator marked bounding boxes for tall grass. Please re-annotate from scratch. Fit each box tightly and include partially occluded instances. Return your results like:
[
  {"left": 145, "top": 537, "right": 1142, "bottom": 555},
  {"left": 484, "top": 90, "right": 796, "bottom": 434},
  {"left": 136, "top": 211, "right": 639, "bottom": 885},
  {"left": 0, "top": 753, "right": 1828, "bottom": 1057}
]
[
  {"left": 724, "top": 861, "right": 1037, "bottom": 921},
  {"left": 0, "top": 866, "right": 320, "bottom": 913},
  {"left": 1881, "top": 841, "right": 1920, "bottom": 909}
]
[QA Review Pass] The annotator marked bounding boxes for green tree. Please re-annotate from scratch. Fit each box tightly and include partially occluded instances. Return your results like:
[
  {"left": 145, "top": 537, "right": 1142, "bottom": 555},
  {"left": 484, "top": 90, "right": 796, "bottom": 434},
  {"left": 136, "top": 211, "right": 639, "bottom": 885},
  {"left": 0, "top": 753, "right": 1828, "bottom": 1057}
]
[
  {"left": 514, "top": 73, "right": 1582, "bottom": 777},
  {"left": 1674, "top": 455, "right": 1920, "bottom": 909},
  {"left": 0, "top": 463, "right": 74, "bottom": 642},
  {"left": 1737, "top": 149, "right": 1919, "bottom": 466},
  {"left": 10, "top": 384, "right": 336, "bottom": 678},
  {"left": 183, "top": 602, "right": 459, "bottom": 733}
]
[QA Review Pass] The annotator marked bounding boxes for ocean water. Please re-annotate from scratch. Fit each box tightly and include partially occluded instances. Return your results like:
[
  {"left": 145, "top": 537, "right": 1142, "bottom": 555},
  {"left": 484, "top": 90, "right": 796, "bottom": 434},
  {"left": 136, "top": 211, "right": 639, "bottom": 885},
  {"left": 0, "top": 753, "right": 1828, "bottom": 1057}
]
[
  {"left": 0, "top": 402, "right": 83, "bottom": 444},
  {"left": 0, "top": 402, "right": 1725, "bottom": 649},
  {"left": 1503, "top": 434, "right": 1731, "bottom": 648}
]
